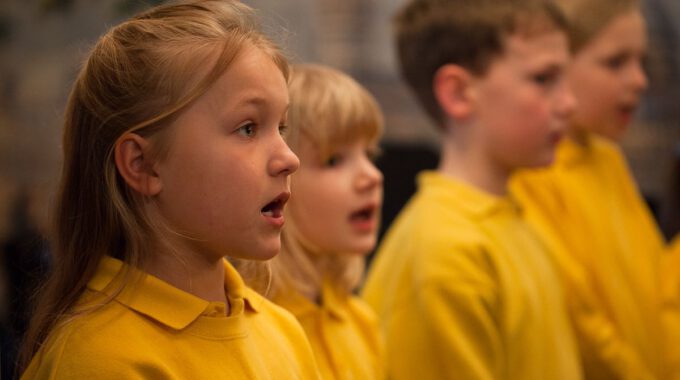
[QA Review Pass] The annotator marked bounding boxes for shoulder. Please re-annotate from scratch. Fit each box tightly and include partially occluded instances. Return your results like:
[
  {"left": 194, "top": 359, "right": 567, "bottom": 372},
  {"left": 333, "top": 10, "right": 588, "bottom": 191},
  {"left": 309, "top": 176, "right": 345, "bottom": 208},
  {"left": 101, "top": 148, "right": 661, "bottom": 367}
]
[
  {"left": 244, "top": 287, "right": 312, "bottom": 342},
  {"left": 242, "top": 288, "right": 320, "bottom": 378},
  {"left": 384, "top": 190, "right": 483, "bottom": 250},
  {"left": 247, "top": 287, "right": 297, "bottom": 322},
  {"left": 347, "top": 295, "right": 380, "bottom": 326},
  {"left": 379, "top": 207, "right": 495, "bottom": 285},
  {"left": 22, "top": 306, "right": 151, "bottom": 379}
]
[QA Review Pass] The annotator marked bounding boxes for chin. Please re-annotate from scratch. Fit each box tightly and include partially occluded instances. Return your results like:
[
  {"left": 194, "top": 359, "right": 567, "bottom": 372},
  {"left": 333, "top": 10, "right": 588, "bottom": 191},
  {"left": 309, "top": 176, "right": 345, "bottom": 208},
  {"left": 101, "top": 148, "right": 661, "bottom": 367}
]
[
  {"left": 346, "top": 240, "right": 377, "bottom": 256},
  {"left": 604, "top": 128, "right": 627, "bottom": 142},
  {"left": 235, "top": 243, "right": 281, "bottom": 261}
]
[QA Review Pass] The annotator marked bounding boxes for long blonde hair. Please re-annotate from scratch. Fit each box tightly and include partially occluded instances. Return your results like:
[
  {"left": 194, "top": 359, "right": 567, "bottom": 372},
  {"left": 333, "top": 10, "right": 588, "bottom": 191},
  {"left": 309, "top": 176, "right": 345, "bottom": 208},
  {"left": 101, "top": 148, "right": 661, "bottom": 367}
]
[
  {"left": 19, "top": 0, "right": 288, "bottom": 371},
  {"left": 268, "top": 64, "right": 384, "bottom": 300}
]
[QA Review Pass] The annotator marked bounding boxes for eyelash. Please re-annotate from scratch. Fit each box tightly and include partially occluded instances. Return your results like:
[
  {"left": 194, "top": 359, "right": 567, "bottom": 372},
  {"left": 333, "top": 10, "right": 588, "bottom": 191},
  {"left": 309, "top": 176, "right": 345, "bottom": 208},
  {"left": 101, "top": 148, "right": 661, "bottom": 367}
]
[
  {"left": 604, "top": 55, "right": 628, "bottom": 70},
  {"left": 278, "top": 124, "right": 289, "bottom": 137},
  {"left": 367, "top": 147, "right": 382, "bottom": 162},
  {"left": 237, "top": 122, "right": 256, "bottom": 137},
  {"left": 325, "top": 153, "right": 342, "bottom": 167},
  {"left": 532, "top": 72, "right": 558, "bottom": 86},
  {"left": 324, "top": 147, "right": 382, "bottom": 168}
]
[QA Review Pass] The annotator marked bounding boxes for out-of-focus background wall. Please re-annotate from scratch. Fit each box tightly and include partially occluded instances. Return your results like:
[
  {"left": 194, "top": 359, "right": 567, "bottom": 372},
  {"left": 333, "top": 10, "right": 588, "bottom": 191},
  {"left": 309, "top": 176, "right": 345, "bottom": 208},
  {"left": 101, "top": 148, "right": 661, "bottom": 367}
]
[
  {"left": 1, "top": 0, "right": 679, "bottom": 241},
  {"left": 0, "top": 0, "right": 679, "bottom": 377}
]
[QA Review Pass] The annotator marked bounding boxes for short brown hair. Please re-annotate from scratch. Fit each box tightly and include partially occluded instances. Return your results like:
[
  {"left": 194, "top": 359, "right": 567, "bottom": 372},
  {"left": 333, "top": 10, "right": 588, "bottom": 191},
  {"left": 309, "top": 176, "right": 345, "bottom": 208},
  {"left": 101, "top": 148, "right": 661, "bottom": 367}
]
[{"left": 394, "top": 0, "right": 567, "bottom": 127}]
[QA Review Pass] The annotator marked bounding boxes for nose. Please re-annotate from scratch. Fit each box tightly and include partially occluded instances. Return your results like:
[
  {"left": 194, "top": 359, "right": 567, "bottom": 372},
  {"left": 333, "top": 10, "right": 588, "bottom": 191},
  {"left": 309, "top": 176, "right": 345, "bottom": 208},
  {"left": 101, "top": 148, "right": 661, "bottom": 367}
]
[
  {"left": 554, "top": 80, "right": 577, "bottom": 120},
  {"left": 354, "top": 156, "right": 383, "bottom": 192},
  {"left": 629, "top": 61, "right": 648, "bottom": 93},
  {"left": 269, "top": 135, "right": 300, "bottom": 177}
]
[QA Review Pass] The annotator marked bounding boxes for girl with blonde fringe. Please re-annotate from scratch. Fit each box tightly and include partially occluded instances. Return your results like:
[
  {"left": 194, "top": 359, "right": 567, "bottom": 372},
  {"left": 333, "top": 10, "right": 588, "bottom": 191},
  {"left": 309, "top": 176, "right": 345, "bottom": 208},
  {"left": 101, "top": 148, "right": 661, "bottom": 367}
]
[
  {"left": 269, "top": 64, "right": 385, "bottom": 380},
  {"left": 18, "top": 1, "right": 321, "bottom": 378}
]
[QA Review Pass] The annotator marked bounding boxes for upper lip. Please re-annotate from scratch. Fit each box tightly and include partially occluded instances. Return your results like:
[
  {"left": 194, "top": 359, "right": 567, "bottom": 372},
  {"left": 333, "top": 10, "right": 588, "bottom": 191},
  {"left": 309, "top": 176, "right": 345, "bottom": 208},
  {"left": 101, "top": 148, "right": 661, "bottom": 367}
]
[
  {"left": 261, "top": 191, "right": 290, "bottom": 213},
  {"left": 350, "top": 202, "right": 379, "bottom": 219}
]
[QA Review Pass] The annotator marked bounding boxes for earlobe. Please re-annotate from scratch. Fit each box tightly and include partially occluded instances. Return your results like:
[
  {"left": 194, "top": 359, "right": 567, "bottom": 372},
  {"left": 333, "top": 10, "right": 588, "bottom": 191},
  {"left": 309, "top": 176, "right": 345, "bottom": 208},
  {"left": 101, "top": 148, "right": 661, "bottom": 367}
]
[
  {"left": 114, "top": 133, "right": 163, "bottom": 196},
  {"left": 433, "top": 64, "right": 474, "bottom": 120}
]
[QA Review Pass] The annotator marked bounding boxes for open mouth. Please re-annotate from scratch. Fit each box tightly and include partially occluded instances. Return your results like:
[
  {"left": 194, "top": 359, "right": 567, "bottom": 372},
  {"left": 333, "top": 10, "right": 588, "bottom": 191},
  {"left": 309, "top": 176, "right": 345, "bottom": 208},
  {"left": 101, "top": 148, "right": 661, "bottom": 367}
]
[
  {"left": 619, "top": 102, "right": 639, "bottom": 116},
  {"left": 261, "top": 192, "right": 290, "bottom": 218},
  {"left": 350, "top": 204, "right": 376, "bottom": 222}
]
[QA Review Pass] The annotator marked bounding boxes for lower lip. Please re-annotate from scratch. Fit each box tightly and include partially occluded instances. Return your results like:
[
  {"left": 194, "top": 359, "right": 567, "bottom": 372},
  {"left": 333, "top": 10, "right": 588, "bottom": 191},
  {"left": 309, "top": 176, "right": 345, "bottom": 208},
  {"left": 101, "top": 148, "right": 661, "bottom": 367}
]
[
  {"left": 263, "top": 214, "right": 285, "bottom": 228},
  {"left": 350, "top": 218, "right": 376, "bottom": 233},
  {"left": 619, "top": 112, "right": 632, "bottom": 126}
]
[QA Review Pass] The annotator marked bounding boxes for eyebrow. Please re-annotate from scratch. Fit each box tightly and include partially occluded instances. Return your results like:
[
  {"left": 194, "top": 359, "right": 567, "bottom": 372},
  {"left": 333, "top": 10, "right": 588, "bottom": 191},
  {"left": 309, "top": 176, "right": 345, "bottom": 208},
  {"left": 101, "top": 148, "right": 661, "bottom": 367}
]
[
  {"left": 231, "top": 95, "right": 290, "bottom": 119},
  {"left": 235, "top": 96, "right": 268, "bottom": 108}
]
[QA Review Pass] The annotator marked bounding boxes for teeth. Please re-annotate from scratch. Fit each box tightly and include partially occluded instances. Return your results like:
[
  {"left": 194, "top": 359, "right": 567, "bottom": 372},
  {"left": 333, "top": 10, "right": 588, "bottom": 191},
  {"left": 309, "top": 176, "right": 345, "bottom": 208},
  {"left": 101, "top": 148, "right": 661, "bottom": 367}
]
[{"left": 263, "top": 210, "right": 274, "bottom": 217}]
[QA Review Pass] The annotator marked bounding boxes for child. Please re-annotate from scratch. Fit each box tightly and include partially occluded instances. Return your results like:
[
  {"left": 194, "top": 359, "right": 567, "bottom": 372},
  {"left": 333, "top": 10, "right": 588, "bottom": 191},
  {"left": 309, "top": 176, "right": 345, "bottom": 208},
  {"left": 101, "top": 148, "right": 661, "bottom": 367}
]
[
  {"left": 510, "top": 0, "right": 671, "bottom": 378},
  {"left": 361, "top": 0, "right": 581, "bottom": 379},
  {"left": 268, "top": 64, "right": 385, "bottom": 380},
  {"left": 18, "top": 1, "right": 321, "bottom": 378}
]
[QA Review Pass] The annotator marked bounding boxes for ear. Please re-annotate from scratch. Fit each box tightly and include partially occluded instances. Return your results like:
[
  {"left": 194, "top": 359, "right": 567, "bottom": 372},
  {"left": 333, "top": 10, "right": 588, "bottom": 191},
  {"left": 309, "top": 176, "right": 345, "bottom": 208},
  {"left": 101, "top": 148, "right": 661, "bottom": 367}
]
[
  {"left": 114, "top": 132, "right": 163, "bottom": 196},
  {"left": 433, "top": 64, "right": 475, "bottom": 120}
]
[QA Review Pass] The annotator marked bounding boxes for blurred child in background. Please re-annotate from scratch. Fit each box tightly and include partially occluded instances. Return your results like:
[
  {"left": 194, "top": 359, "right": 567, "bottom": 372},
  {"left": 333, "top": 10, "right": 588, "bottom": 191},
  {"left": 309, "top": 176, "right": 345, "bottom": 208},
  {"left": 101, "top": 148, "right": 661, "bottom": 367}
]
[
  {"left": 267, "top": 64, "right": 385, "bottom": 380},
  {"left": 362, "top": 0, "right": 581, "bottom": 378},
  {"left": 511, "top": 0, "right": 671, "bottom": 377}
]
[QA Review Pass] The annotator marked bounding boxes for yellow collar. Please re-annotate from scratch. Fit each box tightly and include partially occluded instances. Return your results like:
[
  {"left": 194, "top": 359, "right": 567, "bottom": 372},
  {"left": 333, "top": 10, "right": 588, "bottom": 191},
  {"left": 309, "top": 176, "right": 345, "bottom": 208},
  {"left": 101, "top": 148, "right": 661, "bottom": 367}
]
[
  {"left": 417, "top": 171, "right": 521, "bottom": 218},
  {"left": 275, "top": 279, "right": 350, "bottom": 321},
  {"left": 87, "top": 256, "right": 259, "bottom": 330}
]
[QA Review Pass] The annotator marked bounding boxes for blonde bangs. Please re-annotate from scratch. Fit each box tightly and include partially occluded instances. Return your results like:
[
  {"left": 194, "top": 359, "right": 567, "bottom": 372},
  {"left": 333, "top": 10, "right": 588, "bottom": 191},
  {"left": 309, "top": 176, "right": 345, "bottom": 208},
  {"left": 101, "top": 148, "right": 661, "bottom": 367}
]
[{"left": 287, "top": 64, "right": 383, "bottom": 159}]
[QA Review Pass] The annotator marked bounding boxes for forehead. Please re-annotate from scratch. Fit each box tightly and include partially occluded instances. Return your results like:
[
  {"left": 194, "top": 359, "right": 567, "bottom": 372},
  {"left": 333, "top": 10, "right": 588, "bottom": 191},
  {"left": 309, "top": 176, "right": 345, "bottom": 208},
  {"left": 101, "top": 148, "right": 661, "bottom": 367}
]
[
  {"left": 499, "top": 29, "right": 570, "bottom": 68},
  {"left": 583, "top": 10, "right": 647, "bottom": 53},
  {"left": 202, "top": 44, "right": 288, "bottom": 113}
]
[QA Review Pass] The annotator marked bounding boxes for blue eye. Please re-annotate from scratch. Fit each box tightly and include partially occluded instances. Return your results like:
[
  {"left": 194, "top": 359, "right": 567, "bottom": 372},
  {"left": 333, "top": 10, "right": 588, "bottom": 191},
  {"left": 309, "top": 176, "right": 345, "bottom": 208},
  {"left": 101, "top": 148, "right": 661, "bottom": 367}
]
[{"left": 238, "top": 123, "right": 256, "bottom": 137}]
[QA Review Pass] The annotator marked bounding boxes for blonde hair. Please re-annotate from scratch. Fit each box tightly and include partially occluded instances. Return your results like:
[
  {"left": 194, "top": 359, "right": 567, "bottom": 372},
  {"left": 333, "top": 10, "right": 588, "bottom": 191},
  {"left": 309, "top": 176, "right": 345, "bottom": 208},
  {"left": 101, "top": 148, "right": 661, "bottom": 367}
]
[
  {"left": 267, "top": 64, "right": 384, "bottom": 299},
  {"left": 19, "top": 0, "right": 288, "bottom": 371},
  {"left": 554, "top": 0, "right": 640, "bottom": 52}
]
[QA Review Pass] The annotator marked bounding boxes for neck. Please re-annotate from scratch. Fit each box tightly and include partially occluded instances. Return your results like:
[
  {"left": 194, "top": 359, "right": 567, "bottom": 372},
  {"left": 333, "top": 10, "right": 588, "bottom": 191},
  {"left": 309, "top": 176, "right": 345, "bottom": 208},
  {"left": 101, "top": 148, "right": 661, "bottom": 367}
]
[
  {"left": 567, "top": 125, "right": 589, "bottom": 146},
  {"left": 144, "top": 243, "right": 228, "bottom": 306},
  {"left": 302, "top": 248, "right": 327, "bottom": 303},
  {"left": 438, "top": 128, "right": 510, "bottom": 196}
]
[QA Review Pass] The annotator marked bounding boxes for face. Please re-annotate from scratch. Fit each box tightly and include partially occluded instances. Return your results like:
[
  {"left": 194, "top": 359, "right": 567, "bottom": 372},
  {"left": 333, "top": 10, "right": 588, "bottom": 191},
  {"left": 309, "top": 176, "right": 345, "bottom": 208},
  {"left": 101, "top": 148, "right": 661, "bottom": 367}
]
[
  {"left": 471, "top": 29, "right": 575, "bottom": 171},
  {"left": 567, "top": 10, "right": 648, "bottom": 141},
  {"left": 288, "top": 138, "right": 383, "bottom": 256},
  {"left": 153, "top": 44, "right": 299, "bottom": 262}
]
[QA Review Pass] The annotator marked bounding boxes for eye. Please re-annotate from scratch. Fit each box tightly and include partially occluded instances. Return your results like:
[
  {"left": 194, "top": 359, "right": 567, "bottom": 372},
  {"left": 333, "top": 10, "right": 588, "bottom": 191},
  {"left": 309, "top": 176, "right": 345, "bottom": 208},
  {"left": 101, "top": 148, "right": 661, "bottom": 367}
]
[
  {"left": 531, "top": 70, "right": 558, "bottom": 87},
  {"left": 324, "top": 153, "right": 343, "bottom": 167},
  {"left": 237, "top": 122, "right": 256, "bottom": 137},
  {"left": 367, "top": 147, "right": 383, "bottom": 162},
  {"left": 603, "top": 53, "right": 628, "bottom": 70},
  {"left": 278, "top": 124, "right": 289, "bottom": 137}
]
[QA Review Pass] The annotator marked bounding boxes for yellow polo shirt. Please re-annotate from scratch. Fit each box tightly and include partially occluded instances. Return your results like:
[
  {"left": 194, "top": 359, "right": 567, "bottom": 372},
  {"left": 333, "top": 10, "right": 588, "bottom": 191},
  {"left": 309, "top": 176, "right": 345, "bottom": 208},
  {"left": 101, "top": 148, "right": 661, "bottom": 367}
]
[
  {"left": 274, "top": 280, "right": 384, "bottom": 380},
  {"left": 22, "top": 256, "right": 321, "bottom": 379},
  {"left": 363, "top": 172, "right": 582, "bottom": 380},
  {"left": 511, "top": 134, "right": 667, "bottom": 379}
]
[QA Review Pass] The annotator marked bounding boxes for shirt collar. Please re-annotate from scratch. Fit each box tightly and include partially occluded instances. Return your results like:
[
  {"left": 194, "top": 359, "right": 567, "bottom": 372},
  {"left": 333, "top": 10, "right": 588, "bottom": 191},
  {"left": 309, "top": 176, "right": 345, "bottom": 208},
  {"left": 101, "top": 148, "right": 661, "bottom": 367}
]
[
  {"left": 87, "top": 256, "right": 259, "bottom": 330},
  {"left": 417, "top": 171, "right": 522, "bottom": 218},
  {"left": 556, "top": 133, "right": 596, "bottom": 168},
  {"left": 274, "top": 279, "right": 349, "bottom": 321}
]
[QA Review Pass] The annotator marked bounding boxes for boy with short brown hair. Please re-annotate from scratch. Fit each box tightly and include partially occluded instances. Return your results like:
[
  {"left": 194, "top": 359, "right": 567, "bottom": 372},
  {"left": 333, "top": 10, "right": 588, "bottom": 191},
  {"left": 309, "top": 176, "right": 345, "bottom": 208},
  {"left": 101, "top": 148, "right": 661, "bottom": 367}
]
[{"left": 363, "top": 0, "right": 582, "bottom": 378}]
